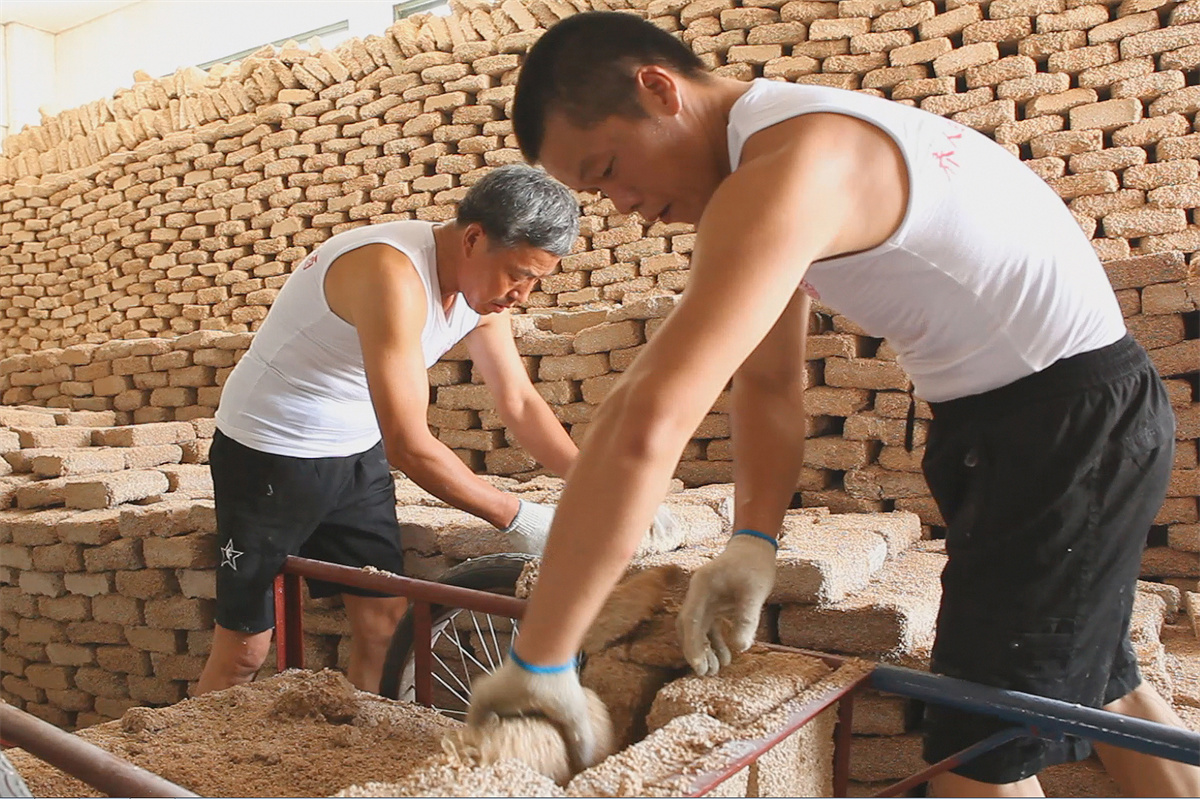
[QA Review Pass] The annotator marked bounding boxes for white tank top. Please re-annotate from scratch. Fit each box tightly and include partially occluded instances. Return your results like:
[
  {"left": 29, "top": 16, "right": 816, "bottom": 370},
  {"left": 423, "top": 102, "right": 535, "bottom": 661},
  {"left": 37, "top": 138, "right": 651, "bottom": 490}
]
[
  {"left": 728, "top": 80, "right": 1125, "bottom": 402},
  {"left": 216, "top": 221, "right": 481, "bottom": 457}
]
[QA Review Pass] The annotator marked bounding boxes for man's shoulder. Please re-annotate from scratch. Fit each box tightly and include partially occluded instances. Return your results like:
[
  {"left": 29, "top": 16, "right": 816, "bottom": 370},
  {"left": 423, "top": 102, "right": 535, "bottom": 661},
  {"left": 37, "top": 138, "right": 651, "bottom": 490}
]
[{"left": 325, "top": 240, "right": 429, "bottom": 329}]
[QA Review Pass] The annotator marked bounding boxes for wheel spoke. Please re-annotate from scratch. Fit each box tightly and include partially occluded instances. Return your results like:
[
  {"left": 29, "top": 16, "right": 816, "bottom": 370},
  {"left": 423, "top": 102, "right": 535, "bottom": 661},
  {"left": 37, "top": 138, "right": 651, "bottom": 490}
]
[
  {"left": 431, "top": 651, "right": 473, "bottom": 699},
  {"left": 394, "top": 556, "right": 537, "bottom": 720},
  {"left": 453, "top": 627, "right": 498, "bottom": 677},
  {"left": 470, "top": 612, "right": 497, "bottom": 671},
  {"left": 485, "top": 614, "right": 506, "bottom": 669},
  {"left": 430, "top": 661, "right": 471, "bottom": 706},
  {"left": 446, "top": 621, "right": 475, "bottom": 689}
]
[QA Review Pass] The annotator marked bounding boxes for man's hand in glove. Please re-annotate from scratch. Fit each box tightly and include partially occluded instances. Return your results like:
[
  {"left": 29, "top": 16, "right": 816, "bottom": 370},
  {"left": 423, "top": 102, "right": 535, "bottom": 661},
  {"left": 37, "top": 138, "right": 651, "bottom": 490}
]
[
  {"left": 501, "top": 499, "right": 556, "bottom": 555},
  {"left": 676, "top": 530, "right": 778, "bottom": 676},
  {"left": 504, "top": 500, "right": 683, "bottom": 556},
  {"left": 465, "top": 652, "right": 598, "bottom": 774}
]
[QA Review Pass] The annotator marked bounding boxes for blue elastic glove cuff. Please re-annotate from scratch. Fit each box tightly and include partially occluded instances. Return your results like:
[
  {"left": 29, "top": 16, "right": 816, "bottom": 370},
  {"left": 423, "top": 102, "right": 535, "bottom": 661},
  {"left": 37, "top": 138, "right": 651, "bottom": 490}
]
[
  {"left": 732, "top": 528, "right": 779, "bottom": 550},
  {"left": 510, "top": 648, "right": 577, "bottom": 674}
]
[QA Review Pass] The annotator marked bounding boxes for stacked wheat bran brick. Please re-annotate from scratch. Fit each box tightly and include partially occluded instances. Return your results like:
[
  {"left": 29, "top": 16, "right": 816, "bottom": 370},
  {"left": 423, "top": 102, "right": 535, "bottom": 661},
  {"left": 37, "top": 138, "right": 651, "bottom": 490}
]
[
  {"left": 0, "top": 297, "right": 1194, "bottom": 589},
  {"left": 0, "top": 407, "right": 219, "bottom": 730},
  {"left": 0, "top": 0, "right": 1195, "bottom": 565},
  {"left": 0, "top": 409, "right": 1196, "bottom": 796}
]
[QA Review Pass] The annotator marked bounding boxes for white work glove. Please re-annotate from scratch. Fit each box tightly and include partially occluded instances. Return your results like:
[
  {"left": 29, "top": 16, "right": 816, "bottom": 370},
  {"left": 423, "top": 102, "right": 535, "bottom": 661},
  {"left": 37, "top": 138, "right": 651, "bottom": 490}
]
[
  {"left": 501, "top": 499, "right": 556, "bottom": 555},
  {"left": 504, "top": 500, "right": 683, "bottom": 556},
  {"left": 637, "top": 504, "right": 684, "bottom": 554},
  {"left": 466, "top": 654, "right": 599, "bottom": 775},
  {"left": 676, "top": 531, "right": 778, "bottom": 676}
]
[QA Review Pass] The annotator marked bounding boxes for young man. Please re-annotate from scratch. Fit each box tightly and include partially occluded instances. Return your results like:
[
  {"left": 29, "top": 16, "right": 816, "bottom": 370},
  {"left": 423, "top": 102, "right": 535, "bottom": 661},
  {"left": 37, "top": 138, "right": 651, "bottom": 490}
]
[
  {"left": 197, "top": 164, "right": 677, "bottom": 696},
  {"left": 464, "top": 14, "right": 1198, "bottom": 797}
]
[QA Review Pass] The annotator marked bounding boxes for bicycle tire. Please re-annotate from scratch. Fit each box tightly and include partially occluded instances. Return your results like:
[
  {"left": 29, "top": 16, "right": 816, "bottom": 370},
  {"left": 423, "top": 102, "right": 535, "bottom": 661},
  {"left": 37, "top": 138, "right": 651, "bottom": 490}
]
[{"left": 378, "top": 553, "right": 536, "bottom": 702}]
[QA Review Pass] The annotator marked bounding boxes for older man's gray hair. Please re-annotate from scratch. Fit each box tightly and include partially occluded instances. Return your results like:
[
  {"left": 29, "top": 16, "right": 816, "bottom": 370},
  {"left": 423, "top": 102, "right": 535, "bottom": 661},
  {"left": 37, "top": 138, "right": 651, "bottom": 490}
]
[{"left": 457, "top": 164, "right": 580, "bottom": 257}]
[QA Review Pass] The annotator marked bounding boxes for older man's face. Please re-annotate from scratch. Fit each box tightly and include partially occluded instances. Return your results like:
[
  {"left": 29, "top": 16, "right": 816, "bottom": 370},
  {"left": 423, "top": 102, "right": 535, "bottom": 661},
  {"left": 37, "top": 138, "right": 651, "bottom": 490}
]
[{"left": 461, "top": 232, "right": 561, "bottom": 314}]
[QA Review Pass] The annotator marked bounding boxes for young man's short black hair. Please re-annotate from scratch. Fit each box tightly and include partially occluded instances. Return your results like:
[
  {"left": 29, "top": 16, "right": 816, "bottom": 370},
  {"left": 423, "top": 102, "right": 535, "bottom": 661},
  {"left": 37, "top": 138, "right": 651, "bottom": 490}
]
[{"left": 513, "top": 12, "right": 708, "bottom": 163}]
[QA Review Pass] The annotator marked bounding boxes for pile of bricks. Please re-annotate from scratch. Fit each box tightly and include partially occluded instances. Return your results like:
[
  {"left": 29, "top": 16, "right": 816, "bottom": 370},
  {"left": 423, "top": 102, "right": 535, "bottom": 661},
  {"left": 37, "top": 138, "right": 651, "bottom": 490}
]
[
  {"left": 513, "top": 494, "right": 1198, "bottom": 794},
  {"left": 0, "top": 0, "right": 1196, "bottom": 353},
  {"left": 0, "top": 280, "right": 1194, "bottom": 587},
  {"left": 0, "top": 0, "right": 1194, "bottom": 551},
  {"left": 1, "top": 405, "right": 1196, "bottom": 795},
  {"left": 0, "top": 406, "right": 221, "bottom": 729},
  {"left": 0, "top": 331, "right": 248, "bottom": 425},
  {"left": 0, "top": 0, "right": 1194, "bottom": 566}
]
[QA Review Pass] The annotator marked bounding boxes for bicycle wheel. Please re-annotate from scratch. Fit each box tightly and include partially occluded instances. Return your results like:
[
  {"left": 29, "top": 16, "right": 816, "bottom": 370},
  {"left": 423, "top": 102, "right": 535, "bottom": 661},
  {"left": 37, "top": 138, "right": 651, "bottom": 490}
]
[{"left": 378, "top": 553, "right": 535, "bottom": 716}]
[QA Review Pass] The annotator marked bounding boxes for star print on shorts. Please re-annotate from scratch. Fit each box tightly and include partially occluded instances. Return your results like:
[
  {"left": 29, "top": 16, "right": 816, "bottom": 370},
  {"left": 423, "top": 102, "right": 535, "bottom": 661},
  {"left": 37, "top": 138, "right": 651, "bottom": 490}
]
[{"left": 220, "top": 539, "right": 244, "bottom": 571}]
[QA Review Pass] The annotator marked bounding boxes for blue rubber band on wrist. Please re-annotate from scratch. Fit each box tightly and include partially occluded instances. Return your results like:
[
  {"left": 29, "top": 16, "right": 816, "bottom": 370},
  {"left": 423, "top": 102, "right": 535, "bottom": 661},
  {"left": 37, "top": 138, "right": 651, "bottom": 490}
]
[
  {"left": 510, "top": 648, "right": 576, "bottom": 675},
  {"left": 733, "top": 528, "right": 779, "bottom": 550}
]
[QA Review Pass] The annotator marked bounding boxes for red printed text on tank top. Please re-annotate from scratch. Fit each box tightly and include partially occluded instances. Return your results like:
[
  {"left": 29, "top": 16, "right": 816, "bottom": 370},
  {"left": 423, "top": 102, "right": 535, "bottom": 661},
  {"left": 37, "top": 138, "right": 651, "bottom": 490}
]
[{"left": 933, "top": 121, "right": 969, "bottom": 176}]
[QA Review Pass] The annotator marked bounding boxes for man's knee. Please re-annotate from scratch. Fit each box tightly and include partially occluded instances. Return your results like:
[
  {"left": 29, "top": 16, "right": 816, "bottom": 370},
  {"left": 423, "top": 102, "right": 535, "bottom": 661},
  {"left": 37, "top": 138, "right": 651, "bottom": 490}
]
[
  {"left": 1103, "top": 680, "right": 1159, "bottom": 713},
  {"left": 205, "top": 626, "right": 272, "bottom": 679}
]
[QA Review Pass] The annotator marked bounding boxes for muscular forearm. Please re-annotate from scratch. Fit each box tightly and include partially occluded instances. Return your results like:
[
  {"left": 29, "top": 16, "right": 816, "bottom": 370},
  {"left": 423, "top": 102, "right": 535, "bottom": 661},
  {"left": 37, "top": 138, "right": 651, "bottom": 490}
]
[
  {"left": 730, "top": 378, "right": 808, "bottom": 537},
  {"left": 389, "top": 436, "right": 519, "bottom": 528},
  {"left": 502, "top": 395, "right": 578, "bottom": 477}
]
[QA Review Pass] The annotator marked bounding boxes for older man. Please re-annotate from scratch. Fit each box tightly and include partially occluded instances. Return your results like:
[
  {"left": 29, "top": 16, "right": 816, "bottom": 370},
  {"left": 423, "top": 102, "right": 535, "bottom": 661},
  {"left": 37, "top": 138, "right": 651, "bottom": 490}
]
[
  {"left": 197, "top": 164, "right": 676, "bottom": 696},
  {"left": 465, "top": 13, "right": 1197, "bottom": 798}
]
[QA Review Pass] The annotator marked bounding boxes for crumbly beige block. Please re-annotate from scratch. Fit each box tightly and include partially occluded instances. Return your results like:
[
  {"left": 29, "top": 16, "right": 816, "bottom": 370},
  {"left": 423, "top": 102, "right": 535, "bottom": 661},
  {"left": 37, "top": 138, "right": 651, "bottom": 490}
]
[
  {"left": 647, "top": 649, "right": 832, "bottom": 730},
  {"left": 63, "top": 470, "right": 171, "bottom": 510},
  {"left": 778, "top": 542, "right": 945, "bottom": 659}
]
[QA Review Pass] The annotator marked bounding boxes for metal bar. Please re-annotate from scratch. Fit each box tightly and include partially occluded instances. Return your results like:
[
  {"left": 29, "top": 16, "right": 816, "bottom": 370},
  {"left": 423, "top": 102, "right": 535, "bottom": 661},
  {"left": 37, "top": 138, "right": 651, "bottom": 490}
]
[
  {"left": 0, "top": 703, "right": 198, "bottom": 798},
  {"left": 871, "top": 664, "right": 1200, "bottom": 766},
  {"left": 273, "top": 574, "right": 287, "bottom": 672},
  {"left": 280, "top": 556, "right": 527, "bottom": 618},
  {"left": 761, "top": 642, "right": 853, "bottom": 669},
  {"left": 872, "top": 727, "right": 1027, "bottom": 798},
  {"left": 413, "top": 601, "right": 434, "bottom": 707},
  {"left": 686, "top": 670, "right": 873, "bottom": 797},
  {"left": 273, "top": 571, "right": 305, "bottom": 670},
  {"left": 833, "top": 692, "right": 855, "bottom": 797},
  {"left": 283, "top": 572, "right": 304, "bottom": 669}
]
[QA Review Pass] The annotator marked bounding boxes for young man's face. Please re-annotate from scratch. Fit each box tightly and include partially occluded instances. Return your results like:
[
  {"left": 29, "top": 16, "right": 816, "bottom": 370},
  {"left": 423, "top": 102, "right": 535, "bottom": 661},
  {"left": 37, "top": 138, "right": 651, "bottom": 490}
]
[
  {"left": 460, "top": 227, "right": 561, "bottom": 314},
  {"left": 537, "top": 70, "right": 723, "bottom": 227}
]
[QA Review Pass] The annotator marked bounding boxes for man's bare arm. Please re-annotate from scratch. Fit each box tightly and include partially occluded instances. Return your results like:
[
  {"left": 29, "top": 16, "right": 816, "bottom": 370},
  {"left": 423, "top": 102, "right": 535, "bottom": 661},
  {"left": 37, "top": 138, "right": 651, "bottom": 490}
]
[
  {"left": 513, "top": 117, "right": 875, "bottom": 665},
  {"left": 466, "top": 312, "right": 578, "bottom": 477},
  {"left": 339, "top": 245, "right": 520, "bottom": 528},
  {"left": 730, "top": 290, "right": 812, "bottom": 540}
]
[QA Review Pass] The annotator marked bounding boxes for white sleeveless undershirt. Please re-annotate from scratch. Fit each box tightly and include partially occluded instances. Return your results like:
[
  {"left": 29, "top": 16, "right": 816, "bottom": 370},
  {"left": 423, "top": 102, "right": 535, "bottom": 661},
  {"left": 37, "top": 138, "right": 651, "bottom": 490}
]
[
  {"left": 728, "top": 80, "right": 1125, "bottom": 402},
  {"left": 216, "top": 221, "right": 481, "bottom": 457}
]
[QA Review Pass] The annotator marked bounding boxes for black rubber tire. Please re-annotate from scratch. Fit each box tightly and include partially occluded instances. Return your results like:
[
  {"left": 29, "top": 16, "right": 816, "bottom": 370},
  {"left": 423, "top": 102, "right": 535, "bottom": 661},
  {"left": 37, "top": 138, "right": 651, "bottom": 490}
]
[{"left": 378, "top": 553, "right": 536, "bottom": 701}]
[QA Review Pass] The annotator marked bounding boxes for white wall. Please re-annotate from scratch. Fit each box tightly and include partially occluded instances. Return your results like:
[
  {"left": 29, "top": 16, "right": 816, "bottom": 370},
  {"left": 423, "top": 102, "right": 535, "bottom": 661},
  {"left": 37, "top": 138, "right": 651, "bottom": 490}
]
[
  {"left": 0, "top": 28, "right": 6, "bottom": 142},
  {"left": 2, "top": 23, "right": 55, "bottom": 141},
  {"left": 4, "top": 0, "right": 431, "bottom": 139}
]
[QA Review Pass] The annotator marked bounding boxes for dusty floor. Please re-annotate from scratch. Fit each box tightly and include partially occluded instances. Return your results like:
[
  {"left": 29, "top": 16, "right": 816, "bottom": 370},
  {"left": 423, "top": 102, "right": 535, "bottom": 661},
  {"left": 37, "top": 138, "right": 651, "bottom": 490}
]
[{"left": 7, "top": 670, "right": 458, "bottom": 797}]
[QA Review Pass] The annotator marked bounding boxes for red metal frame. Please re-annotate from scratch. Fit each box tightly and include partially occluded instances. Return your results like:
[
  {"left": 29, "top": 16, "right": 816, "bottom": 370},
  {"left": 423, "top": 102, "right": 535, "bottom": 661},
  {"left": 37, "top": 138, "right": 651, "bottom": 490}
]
[
  {"left": 7, "top": 554, "right": 1193, "bottom": 797},
  {"left": 273, "top": 571, "right": 304, "bottom": 671},
  {"left": 267, "top": 554, "right": 1200, "bottom": 797},
  {"left": 0, "top": 703, "right": 197, "bottom": 798},
  {"left": 273, "top": 556, "right": 862, "bottom": 796},
  {"left": 683, "top": 670, "right": 870, "bottom": 797},
  {"left": 413, "top": 600, "right": 434, "bottom": 706}
]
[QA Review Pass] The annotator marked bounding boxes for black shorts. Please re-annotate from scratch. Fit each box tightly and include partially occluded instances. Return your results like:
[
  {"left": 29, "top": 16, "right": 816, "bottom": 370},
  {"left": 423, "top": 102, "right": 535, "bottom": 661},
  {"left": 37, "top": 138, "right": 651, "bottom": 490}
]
[
  {"left": 210, "top": 429, "right": 405, "bottom": 634},
  {"left": 921, "top": 334, "right": 1175, "bottom": 784}
]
